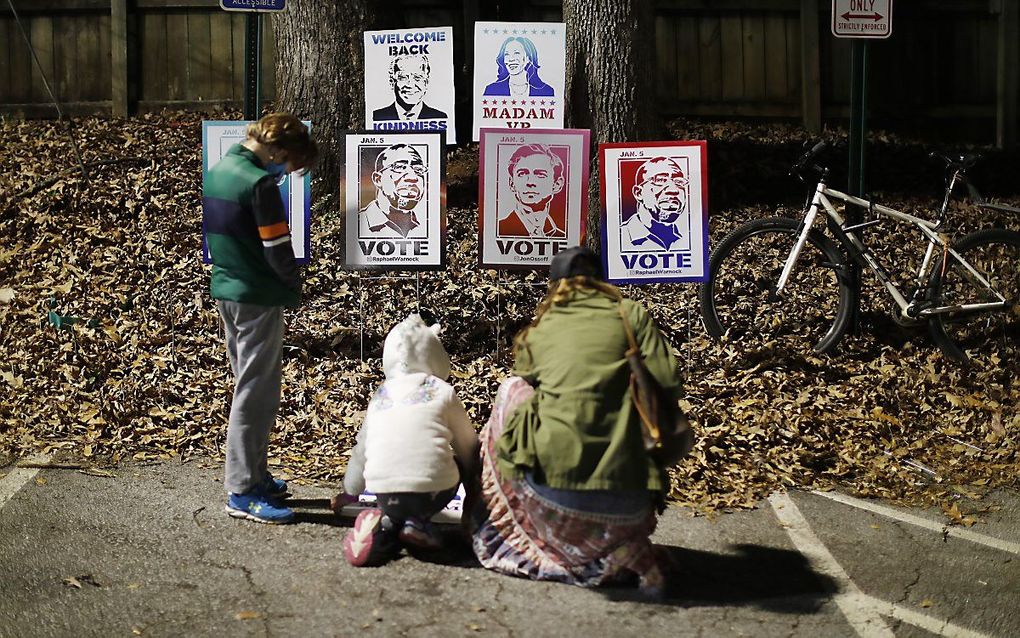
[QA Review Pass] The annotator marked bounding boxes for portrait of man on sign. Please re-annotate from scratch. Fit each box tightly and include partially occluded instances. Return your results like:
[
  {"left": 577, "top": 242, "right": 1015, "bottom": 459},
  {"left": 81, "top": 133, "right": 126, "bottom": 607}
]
[
  {"left": 359, "top": 144, "right": 428, "bottom": 239},
  {"left": 498, "top": 144, "right": 566, "bottom": 239},
  {"left": 620, "top": 156, "right": 690, "bottom": 252},
  {"left": 483, "top": 36, "right": 554, "bottom": 98},
  {"left": 373, "top": 54, "right": 448, "bottom": 122}
]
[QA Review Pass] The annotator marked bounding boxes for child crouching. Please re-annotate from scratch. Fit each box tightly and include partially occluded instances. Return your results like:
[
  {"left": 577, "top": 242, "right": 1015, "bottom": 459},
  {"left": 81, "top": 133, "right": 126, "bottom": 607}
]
[{"left": 339, "top": 314, "right": 478, "bottom": 566}]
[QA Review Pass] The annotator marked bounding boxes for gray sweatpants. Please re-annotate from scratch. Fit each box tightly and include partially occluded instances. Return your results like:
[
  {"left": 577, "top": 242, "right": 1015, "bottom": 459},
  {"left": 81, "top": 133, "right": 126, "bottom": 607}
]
[{"left": 218, "top": 300, "right": 284, "bottom": 495}]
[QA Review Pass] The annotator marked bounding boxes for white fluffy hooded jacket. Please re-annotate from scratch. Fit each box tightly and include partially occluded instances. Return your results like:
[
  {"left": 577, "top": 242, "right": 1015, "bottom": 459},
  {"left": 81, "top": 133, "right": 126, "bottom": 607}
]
[{"left": 343, "top": 314, "right": 478, "bottom": 495}]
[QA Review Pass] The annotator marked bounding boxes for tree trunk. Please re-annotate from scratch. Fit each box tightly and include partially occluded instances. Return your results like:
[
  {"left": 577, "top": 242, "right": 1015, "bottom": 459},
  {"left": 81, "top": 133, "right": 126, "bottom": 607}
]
[
  {"left": 273, "top": 1, "right": 375, "bottom": 208},
  {"left": 563, "top": 0, "right": 657, "bottom": 250}
]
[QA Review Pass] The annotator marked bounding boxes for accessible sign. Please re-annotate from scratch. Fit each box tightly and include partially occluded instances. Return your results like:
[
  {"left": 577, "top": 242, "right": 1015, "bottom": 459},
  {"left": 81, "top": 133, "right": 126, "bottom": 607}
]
[{"left": 220, "top": 0, "right": 286, "bottom": 11}]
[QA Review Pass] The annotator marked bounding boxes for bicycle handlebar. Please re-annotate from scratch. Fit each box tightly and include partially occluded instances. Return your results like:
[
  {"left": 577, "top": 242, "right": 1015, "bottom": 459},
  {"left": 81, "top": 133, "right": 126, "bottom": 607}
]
[{"left": 791, "top": 140, "right": 828, "bottom": 180}]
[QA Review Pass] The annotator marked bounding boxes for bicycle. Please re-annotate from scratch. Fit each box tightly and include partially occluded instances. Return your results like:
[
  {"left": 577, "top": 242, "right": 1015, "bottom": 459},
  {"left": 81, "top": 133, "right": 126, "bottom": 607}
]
[{"left": 699, "top": 141, "right": 1020, "bottom": 364}]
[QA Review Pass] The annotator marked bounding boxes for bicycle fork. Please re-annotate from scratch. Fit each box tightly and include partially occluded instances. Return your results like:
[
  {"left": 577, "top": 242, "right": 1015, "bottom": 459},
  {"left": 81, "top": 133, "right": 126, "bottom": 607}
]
[{"left": 775, "top": 182, "right": 825, "bottom": 295}]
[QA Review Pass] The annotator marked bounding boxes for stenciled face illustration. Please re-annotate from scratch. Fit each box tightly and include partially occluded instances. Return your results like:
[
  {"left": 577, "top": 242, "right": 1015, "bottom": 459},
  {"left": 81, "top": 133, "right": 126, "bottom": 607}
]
[
  {"left": 373, "top": 146, "right": 426, "bottom": 211},
  {"left": 633, "top": 158, "right": 688, "bottom": 225},
  {"left": 510, "top": 151, "right": 564, "bottom": 212},
  {"left": 391, "top": 56, "right": 429, "bottom": 108},
  {"left": 503, "top": 41, "right": 530, "bottom": 77}
]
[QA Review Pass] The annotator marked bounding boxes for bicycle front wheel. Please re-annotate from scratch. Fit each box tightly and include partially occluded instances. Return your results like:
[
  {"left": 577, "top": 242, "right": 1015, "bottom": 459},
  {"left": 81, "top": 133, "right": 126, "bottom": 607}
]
[
  {"left": 699, "top": 217, "right": 856, "bottom": 354},
  {"left": 927, "top": 228, "right": 1020, "bottom": 364}
]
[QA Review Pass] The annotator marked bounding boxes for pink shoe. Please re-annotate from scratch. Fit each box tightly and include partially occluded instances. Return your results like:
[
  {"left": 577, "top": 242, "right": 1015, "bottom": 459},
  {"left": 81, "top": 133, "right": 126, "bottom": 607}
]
[{"left": 343, "top": 509, "right": 396, "bottom": 566}]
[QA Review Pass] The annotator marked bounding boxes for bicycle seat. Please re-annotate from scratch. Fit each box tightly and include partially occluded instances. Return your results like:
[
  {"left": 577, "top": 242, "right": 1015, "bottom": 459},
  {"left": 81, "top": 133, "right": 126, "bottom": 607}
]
[{"left": 929, "top": 151, "right": 981, "bottom": 171}]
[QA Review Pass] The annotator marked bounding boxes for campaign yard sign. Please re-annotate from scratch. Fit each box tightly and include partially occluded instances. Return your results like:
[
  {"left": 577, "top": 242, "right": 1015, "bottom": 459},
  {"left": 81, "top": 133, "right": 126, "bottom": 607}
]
[
  {"left": 472, "top": 22, "right": 566, "bottom": 141},
  {"left": 201, "top": 120, "right": 311, "bottom": 264},
  {"left": 364, "top": 26, "right": 456, "bottom": 144},
  {"left": 600, "top": 141, "right": 709, "bottom": 284},
  {"left": 342, "top": 131, "right": 446, "bottom": 271},
  {"left": 478, "top": 128, "right": 589, "bottom": 269}
]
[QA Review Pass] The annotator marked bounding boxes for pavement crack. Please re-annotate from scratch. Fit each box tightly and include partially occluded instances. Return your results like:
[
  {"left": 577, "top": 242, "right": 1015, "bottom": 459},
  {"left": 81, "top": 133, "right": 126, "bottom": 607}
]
[
  {"left": 486, "top": 580, "right": 515, "bottom": 638},
  {"left": 199, "top": 558, "right": 271, "bottom": 637},
  {"left": 787, "top": 609, "right": 801, "bottom": 638},
  {"left": 897, "top": 564, "right": 922, "bottom": 606}
]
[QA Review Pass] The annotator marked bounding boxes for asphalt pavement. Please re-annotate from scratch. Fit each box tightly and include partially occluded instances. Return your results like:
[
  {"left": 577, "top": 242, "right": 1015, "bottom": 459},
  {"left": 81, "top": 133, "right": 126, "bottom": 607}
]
[{"left": 1, "top": 457, "right": 1017, "bottom": 638}]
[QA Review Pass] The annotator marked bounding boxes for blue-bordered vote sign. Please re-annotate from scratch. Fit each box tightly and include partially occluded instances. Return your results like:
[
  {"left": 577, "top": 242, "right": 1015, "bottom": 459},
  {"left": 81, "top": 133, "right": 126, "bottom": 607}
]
[
  {"left": 600, "top": 141, "right": 709, "bottom": 284},
  {"left": 220, "top": 0, "right": 286, "bottom": 11},
  {"left": 201, "top": 120, "right": 312, "bottom": 265}
]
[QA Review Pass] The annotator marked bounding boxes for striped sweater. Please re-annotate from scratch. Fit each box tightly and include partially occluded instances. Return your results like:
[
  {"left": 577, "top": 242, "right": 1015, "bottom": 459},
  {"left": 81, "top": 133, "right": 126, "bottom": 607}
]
[{"left": 203, "top": 144, "right": 301, "bottom": 307}]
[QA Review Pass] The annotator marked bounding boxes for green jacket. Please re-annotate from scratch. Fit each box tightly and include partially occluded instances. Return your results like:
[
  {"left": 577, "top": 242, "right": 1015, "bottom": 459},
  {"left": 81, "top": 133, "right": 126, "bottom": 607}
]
[
  {"left": 497, "top": 291, "right": 681, "bottom": 492},
  {"left": 203, "top": 144, "right": 301, "bottom": 307}
]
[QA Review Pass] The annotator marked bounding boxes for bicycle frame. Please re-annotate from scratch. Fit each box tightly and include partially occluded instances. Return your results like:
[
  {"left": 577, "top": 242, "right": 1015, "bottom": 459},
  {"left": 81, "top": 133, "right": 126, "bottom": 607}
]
[{"left": 776, "top": 180, "right": 1010, "bottom": 319}]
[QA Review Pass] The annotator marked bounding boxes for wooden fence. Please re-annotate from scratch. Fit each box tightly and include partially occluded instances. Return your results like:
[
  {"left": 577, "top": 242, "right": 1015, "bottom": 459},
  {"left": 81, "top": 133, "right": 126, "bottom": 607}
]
[{"left": 1, "top": 0, "right": 1017, "bottom": 146}]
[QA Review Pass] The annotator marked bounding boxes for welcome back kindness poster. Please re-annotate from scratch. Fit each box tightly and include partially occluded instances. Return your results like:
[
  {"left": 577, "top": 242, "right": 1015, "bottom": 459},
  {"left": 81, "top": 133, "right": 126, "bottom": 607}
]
[
  {"left": 600, "top": 141, "right": 709, "bottom": 284},
  {"left": 364, "top": 27, "right": 456, "bottom": 144},
  {"left": 471, "top": 22, "right": 566, "bottom": 141}
]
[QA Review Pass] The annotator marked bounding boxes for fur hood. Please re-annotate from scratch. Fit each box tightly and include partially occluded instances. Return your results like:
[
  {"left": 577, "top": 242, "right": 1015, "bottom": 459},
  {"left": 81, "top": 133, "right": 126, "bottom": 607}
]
[{"left": 381, "top": 314, "right": 452, "bottom": 381}]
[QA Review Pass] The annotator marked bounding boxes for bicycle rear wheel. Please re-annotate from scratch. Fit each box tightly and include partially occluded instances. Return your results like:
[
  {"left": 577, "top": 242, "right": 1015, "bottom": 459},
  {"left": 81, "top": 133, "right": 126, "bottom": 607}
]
[
  {"left": 699, "top": 217, "right": 855, "bottom": 354},
  {"left": 927, "top": 228, "right": 1020, "bottom": 364}
]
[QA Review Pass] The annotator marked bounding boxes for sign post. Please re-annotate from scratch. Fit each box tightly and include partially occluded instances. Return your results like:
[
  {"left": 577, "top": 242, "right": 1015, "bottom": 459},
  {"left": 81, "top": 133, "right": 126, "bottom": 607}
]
[
  {"left": 220, "top": 0, "right": 288, "bottom": 120},
  {"left": 831, "top": 0, "right": 892, "bottom": 332}
]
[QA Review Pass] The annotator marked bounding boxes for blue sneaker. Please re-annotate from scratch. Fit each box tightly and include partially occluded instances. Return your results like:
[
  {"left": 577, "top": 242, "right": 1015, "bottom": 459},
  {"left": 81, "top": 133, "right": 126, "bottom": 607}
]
[
  {"left": 225, "top": 490, "right": 295, "bottom": 524},
  {"left": 260, "top": 472, "right": 289, "bottom": 498}
]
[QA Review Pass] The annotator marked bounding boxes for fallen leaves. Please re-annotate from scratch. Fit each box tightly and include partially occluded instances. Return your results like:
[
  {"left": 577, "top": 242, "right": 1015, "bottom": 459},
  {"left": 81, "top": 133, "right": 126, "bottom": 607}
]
[
  {"left": 234, "top": 611, "right": 262, "bottom": 621},
  {"left": 0, "top": 113, "right": 1017, "bottom": 526},
  {"left": 62, "top": 574, "right": 101, "bottom": 589},
  {"left": 940, "top": 502, "right": 979, "bottom": 527}
]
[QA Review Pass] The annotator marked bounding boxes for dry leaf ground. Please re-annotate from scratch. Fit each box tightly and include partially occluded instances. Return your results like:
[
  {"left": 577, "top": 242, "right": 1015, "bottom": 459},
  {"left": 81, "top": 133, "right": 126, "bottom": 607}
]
[{"left": 0, "top": 112, "right": 1016, "bottom": 522}]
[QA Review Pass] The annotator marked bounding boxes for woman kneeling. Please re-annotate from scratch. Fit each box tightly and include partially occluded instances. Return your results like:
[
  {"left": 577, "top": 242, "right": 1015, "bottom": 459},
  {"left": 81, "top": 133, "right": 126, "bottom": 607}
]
[{"left": 467, "top": 247, "right": 683, "bottom": 595}]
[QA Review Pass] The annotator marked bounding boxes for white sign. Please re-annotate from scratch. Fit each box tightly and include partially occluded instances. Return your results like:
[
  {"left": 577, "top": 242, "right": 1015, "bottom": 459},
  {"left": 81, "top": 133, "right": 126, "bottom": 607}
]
[
  {"left": 832, "top": 0, "right": 893, "bottom": 39},
  {"left": 471, "top": 22, "right": 566, "bottom": 141},
  {"left": 338, "top": 484, "right": 465, "bottom": 525},
  {"left": 343, "top": 131, "right": 446, "bottom": 271},
  {"left": 201, "top": 120, "right": 311, "bottom": 264},
  {"left": 600, "top": 141, "right": 709, "bottom": 284},
  {"left": 364, "top": 27, "right": 456, "bottom": 144},
  {"left": 478, "top": 128, "right": 589, "bottom": 269}
]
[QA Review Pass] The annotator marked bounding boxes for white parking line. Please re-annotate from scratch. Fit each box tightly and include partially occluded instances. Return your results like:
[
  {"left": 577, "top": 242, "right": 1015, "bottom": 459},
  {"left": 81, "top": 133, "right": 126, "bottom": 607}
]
[
  {"left": 769, "top": 492, "right": 895, "bottom": 638},
  {"left": 862, "top": 594, "right": 991, "bottom": 638},
  {"left": 812, "top": 490, "right": 1020, "bottom": 556},
  {"left": 772, "top": 492, "right": 994, "bottom": 638},
  {"left": 0, "top": 455, "right": 49, "bottom": 512}
]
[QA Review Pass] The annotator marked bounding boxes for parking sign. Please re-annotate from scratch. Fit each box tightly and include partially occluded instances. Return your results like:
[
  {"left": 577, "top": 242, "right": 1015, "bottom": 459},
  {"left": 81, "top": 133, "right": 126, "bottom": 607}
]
[{"left": 832, "top": 1, "right": 893, "bottom": 39}]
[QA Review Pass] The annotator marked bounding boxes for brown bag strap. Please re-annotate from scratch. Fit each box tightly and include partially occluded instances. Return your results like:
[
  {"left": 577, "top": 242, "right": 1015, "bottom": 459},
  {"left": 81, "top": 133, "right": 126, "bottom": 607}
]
[{"left": 618, "top": 303, "right": 639, "bottom": 353}]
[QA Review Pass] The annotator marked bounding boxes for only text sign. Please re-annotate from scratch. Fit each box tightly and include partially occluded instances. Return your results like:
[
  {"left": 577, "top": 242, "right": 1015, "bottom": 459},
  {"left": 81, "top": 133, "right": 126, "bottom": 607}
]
[{"left": 832, "top": 0, "right": 893, "bottom": 39}]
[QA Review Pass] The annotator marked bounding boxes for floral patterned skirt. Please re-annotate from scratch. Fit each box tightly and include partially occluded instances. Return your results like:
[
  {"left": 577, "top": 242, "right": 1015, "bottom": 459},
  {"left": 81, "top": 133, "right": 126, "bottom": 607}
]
[{"left": 468, "top": 377, "right": 664, "bottom": 592}]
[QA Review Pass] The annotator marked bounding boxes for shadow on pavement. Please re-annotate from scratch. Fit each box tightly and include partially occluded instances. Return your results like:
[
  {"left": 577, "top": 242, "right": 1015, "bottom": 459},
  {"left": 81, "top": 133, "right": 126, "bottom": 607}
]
[{"left": 603, "top": 543, "right": 836, "bottom": 612}]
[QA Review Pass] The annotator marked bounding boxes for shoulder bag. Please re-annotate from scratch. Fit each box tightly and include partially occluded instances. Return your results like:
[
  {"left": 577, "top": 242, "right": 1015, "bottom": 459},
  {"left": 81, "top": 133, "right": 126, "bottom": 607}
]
[{"left": 618, "top": 304, "right": 695, "bottom": 467}]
